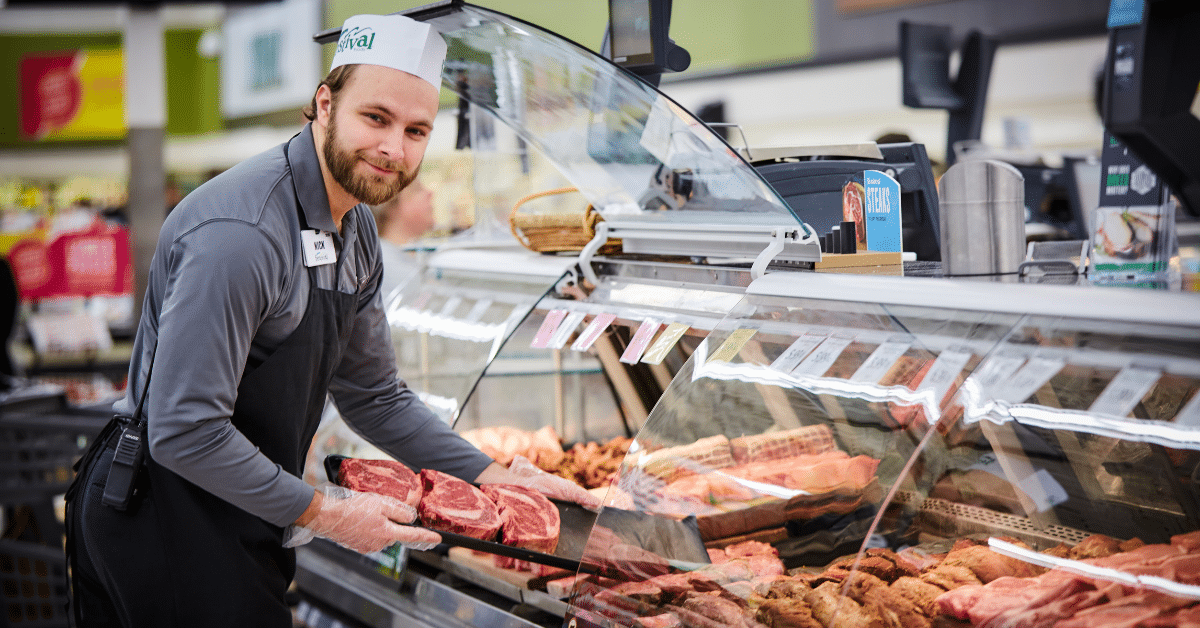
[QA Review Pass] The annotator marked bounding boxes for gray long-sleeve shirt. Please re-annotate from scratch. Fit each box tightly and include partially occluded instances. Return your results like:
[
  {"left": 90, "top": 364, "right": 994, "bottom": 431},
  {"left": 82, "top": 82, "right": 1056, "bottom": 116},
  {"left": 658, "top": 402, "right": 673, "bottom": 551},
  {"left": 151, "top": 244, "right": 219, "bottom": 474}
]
[{"left": 115, "top": 123, "right": 493, "bottom": 527}]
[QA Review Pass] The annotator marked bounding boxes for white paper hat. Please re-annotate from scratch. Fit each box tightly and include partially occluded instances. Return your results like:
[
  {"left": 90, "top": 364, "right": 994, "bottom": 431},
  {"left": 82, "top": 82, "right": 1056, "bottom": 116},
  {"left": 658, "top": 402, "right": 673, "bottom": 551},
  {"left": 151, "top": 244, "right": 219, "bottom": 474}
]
[{"left": 330, "top": 14, "right": 447, "bottom": 90}]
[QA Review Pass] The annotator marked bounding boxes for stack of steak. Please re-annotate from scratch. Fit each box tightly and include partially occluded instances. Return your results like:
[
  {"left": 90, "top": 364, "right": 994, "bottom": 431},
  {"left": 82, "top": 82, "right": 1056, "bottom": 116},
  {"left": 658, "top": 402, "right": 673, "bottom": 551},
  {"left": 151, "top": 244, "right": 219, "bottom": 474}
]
[{"left": 336, "top": 459, "right": 561, "bottom": 559}]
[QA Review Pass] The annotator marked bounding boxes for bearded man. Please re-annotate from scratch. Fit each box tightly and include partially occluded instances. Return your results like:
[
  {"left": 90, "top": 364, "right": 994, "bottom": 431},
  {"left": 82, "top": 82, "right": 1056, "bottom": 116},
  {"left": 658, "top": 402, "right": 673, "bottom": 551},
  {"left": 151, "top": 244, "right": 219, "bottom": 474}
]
[{"left": 65, "top": 14, "right": 597, "bottom": 628}]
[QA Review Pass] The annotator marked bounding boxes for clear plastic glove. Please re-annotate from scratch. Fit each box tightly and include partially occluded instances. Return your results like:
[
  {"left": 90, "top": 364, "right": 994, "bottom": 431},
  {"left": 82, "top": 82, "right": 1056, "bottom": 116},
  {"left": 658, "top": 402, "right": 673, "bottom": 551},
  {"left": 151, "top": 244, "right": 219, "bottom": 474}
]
[
  {"left": 508, "top": 455, "right": 603, "bottom": 511},
  {"left": 282, "top": 485, "right": 441, "bottom": 553}
]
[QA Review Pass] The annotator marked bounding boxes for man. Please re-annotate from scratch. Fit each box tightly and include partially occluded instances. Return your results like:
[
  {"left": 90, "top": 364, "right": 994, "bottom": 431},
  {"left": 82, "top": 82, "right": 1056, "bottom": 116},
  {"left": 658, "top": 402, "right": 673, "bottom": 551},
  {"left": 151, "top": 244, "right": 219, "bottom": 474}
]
[{"left": 66, "top": 14, "right": 597, "bottom": 628}]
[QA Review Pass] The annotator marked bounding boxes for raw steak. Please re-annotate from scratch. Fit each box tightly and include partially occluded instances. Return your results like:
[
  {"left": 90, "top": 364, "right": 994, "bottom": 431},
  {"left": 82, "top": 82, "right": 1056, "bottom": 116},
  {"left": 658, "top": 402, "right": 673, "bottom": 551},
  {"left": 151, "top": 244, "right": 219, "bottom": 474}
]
[
  {"left": 337, "top": 458, "right": 422, "bottom": 508},
  {"left": 479, "top": 484, "right": 560, "bottom": 554},
  {"left": 418, "top": 469, "right": 502, "bottom": 540}
]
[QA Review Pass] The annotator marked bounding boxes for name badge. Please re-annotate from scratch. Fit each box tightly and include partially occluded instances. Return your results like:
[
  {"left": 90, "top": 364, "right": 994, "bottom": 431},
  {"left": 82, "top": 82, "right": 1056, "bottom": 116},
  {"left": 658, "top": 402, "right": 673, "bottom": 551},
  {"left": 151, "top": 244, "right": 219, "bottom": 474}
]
[{"left": 301, "top": 230, "right": 336, "bottom": 267}]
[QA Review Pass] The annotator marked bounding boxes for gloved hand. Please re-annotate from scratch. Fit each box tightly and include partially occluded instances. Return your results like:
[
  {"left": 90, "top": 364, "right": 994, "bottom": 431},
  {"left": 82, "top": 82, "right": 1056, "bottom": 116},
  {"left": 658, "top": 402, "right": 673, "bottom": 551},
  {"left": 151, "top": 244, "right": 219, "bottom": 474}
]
[
  {"left": 283, "top": 485, "right": 441, "bottom": 553},
  {"left": 507, "top": 455, "right": 603, "bottom": 511}
]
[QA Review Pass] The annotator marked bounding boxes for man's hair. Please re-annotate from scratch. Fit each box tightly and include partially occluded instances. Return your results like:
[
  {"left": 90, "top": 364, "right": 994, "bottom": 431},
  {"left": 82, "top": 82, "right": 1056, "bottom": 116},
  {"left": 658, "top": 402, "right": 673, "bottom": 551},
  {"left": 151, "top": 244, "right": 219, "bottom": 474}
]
[{"left": 302, "top": 64, "right": 358, "bottom": 121}]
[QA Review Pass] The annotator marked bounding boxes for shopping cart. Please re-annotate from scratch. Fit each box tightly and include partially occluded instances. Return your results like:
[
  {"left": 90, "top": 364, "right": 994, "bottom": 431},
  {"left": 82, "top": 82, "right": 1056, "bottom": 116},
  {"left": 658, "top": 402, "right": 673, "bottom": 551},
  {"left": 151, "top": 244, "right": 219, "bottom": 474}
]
[
  {"left": 1, "top": 410, "right": 106, "bottom": 628},
  {"left": 0, "top": 539, "right": 69, "bottom": 627}
]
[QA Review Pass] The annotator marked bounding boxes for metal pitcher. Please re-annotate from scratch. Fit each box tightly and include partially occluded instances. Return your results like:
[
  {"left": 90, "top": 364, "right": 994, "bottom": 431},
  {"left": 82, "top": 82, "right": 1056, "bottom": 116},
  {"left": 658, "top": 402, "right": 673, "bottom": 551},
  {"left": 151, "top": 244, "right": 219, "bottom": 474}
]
[{"left": 938, "top": 159, "right": 1026, "bottom": 276}]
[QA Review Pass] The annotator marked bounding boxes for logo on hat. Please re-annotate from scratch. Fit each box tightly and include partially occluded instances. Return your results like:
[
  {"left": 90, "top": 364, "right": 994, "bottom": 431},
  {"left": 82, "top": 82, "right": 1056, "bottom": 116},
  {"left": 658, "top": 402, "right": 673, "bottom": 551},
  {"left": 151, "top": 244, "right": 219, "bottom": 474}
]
[{"left": 337, "top": 26, "right": 376, "bottom": 54}]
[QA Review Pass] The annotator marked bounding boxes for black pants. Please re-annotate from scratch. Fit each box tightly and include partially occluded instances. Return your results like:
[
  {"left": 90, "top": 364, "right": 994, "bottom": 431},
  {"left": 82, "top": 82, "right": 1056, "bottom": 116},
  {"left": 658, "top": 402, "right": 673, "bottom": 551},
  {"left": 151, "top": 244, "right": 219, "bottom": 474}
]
[{"left": 69, "top": 444, "right": 294, "bottom": 627}]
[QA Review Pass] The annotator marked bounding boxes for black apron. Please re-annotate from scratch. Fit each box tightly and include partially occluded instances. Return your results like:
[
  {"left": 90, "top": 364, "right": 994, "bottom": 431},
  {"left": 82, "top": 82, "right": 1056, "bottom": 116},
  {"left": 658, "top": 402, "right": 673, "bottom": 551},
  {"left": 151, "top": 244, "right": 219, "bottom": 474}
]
[{"left": 66, "top": 241, "right": 358, "bottom": 627}]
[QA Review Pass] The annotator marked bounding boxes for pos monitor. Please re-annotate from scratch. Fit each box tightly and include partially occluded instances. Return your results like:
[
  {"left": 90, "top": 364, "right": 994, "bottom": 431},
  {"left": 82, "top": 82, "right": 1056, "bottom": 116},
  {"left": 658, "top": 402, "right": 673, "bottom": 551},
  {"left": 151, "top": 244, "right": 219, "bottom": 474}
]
[
  {"left": 607, "top": 0, "right": 690, "bottom": 84},
  {"left": 1101, "top": 0, "right": 1200, "bottom": 217}
]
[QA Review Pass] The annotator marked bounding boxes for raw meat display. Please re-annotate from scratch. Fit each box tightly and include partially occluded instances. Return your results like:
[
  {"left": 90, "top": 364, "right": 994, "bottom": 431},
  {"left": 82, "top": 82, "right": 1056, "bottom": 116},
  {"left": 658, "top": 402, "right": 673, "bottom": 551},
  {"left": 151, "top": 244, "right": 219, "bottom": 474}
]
[
  {"left": 728, "top": 425, "right": 836, "bottom": 466},
  {"left": 479, "top": 484, "right": 560, "bottom": 554},
  {"left": 640, "top": 435, "right": 736, "bottom": 483},
  {"left": 936, "top": 531, "right": 1200, "bottom": 627},
  {"left": 458, "top": 425, "right": 633, "bottom": 489},
  {"left": 336, "top": 458, "right": 422, "bottom": 508},
  {"left": 574, "top": 532, "right": 1200, "bottom": 628},
  {"left": 577, "top": 536, "right": 784, "bottom": 623},
  {"left": 460, "top": 425, "right": 565, "bottom": 469},
  {"left": 655, "top": 451, "right": 880, "bottom": 510},
  {"left": 417, "top": 469, "right": 502, "bottom": 541},
  {"left": 722, "top": 452, "right": 878, "bottom": 494},
  {"left": 555, "top": 436, "right": 634, "bottom": 489}
]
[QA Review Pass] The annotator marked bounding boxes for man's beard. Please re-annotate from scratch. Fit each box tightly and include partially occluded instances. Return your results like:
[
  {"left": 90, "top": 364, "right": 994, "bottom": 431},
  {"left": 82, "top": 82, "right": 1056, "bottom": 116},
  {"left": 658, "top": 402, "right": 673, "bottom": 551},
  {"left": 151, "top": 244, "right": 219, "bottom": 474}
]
[{"left": 323, "top": 114, "right": 418, "bottom": 205}]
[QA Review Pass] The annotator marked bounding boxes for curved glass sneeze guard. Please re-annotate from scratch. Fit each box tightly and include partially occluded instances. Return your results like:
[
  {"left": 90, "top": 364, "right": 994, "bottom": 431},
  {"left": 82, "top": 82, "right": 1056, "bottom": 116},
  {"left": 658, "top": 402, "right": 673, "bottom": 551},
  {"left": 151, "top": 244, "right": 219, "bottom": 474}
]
[
  {"left": 566, "top": 292, "right": 1200, "bottom": 628},
  {"left": 382, "top": 266, "right": 562, "bottom": 426},
  {"left": 567, "top": 293, "right": 1018, "bottom": 627},
  {"left": 425, "top": 5, "right": 801, "bottom": 226},
  {"left": 302, "top": 258, "right": 564, "bottom": 484}
]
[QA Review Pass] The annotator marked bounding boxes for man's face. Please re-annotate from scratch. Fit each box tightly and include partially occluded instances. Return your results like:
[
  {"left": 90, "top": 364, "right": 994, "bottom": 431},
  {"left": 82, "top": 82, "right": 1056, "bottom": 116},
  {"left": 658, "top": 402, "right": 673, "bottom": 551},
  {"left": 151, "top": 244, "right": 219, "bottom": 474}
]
[{"left": 318, "top": 65, "right": 439, "bottom": 206}]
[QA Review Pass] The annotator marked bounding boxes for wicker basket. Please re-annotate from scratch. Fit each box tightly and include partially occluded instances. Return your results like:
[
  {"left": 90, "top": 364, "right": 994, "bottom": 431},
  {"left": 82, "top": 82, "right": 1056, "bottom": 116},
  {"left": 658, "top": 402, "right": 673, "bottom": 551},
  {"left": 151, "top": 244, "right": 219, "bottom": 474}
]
[{"left": 509, "top": 187, "right": 620, "bottom": 254}]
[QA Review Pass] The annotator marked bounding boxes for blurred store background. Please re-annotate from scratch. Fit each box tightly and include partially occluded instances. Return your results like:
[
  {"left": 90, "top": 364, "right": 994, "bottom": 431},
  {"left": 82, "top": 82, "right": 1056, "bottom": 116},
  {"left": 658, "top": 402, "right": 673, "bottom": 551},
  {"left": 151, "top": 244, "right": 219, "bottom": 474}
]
[
  {"left": 0, "top": 0, "right": 1121, "bottom": 404},
  {"left": 4, "top": 2, "right": 1200, "bottom": 627}
]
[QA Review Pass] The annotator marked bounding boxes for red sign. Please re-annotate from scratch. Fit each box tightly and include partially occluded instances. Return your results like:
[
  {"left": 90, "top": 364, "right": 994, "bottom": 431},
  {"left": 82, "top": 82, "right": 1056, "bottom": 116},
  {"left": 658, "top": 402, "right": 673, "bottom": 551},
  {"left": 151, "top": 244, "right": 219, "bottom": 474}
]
[
  {"left": 9, "top": 222, "right": 132, "bottom": 299},
  {"left": 19, "top": 50, "right": 84, "bottom": 140}
]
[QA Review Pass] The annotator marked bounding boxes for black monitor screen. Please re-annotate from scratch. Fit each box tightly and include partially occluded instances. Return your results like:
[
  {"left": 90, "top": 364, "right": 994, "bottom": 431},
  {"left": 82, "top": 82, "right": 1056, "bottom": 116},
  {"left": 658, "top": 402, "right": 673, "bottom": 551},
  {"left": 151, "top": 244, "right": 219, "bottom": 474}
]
[
  {"left": 609, "top": 0, "right": 655, "bottom": 68},
  {"left": 1102, "top": 0, "right": 1200, "bottom": 216}
]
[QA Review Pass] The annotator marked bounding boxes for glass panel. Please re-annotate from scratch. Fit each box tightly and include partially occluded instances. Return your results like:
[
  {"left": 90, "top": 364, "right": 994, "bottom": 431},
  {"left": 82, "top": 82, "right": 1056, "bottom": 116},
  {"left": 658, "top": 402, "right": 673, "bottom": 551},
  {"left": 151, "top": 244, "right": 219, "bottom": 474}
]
[
  {"left": 426, "top": 5, "right": 800, "bottom": 227},
  {"left": 384, "top": 266, "right": 559, "bottom": 425},
  {"left": 301, "top": 256, "right": 561, "bottom": 483},
  {"left": 566, "top": 288, "right": 1200, "bottom": 627},
  {"left": 868, "top": 314, "right": 1200, "bottom": 628},
  {"left": 946, "top": 315, "right": 1200, "bottom": 538},
  {"left": 455, "top": 307, "right": 623, "bottom": 447},
  {"left": 452, "top": 262, "right": 751, "bottom": 504},
  {"left": 566, "top": 293, "right": 1018, "bottom": 626}
]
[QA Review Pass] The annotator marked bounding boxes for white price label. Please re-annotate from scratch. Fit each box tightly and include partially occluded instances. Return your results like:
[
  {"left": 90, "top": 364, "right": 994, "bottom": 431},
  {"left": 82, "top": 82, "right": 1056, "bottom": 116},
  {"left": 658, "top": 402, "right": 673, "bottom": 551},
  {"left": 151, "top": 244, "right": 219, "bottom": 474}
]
[
  {"left": 571, "top": 313, "right": 616, "bottom": 352},
  {"left": 993, "top": 357, "right": 1065, "bottom": 403},
  {"left": 851, "top": 339, "right": 913, "bottom": 384},
  {"left": 1089, "top": 366, "right": 1161, "bottom": 418},
  {"left": 1175, "top": 392, "right": 1200, "bottom": 429},
  {"left": 548, "top": 310, "right": 587, "bottom": 350},
  {"left": 1018, "top": 469, "right": 1069, "bottom": 512},
  {"left": 770, "top": 333, "right": 825, "bottom": 373},
  {"left": 791, "top": 336, "right": 853, "bottom": 377},
  {"left": 918, "top": 349, "right": 973, "bottom": 405},
  {"left": 438, "top": 296, "right": 463, "bottom": 318},
  {"left": 968, "top": 453, "right": 1005, "bottom": 479},
  {"left": 463, "top": 299, "right": 492, "bottom": 323},
  {"left": 965, "top": 354, "right": 1027, "bottom": 399}
]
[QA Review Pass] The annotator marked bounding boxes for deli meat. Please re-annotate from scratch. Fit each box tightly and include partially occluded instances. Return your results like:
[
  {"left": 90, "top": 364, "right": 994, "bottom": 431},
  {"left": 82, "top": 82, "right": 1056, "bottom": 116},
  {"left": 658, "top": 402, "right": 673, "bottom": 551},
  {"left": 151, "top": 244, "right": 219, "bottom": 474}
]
[
  {"left": 479, "top": 484, "right": 560, "bottom": 554},
  {"left": 337, "top": 458, "right": 422, "bottom": 508},
  {"left": 418, "top": 469, "right": 502, "bottom": 540}
]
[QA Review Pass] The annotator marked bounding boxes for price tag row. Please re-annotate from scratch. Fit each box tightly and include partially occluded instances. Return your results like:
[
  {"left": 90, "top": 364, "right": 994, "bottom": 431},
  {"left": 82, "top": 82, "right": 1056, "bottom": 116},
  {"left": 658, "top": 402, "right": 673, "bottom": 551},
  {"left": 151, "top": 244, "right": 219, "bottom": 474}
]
[
  {"left": 529, "top": 311, "right": 1195, "bottom": 429},
  {"left": 530, "top": 309, "right": 694, "bottom": 365}
]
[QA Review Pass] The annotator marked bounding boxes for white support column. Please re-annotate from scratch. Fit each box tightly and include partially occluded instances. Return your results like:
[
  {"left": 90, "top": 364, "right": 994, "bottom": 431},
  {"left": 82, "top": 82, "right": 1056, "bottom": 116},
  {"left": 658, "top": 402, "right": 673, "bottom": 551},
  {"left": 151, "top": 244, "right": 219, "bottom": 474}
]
[{"left": 123, "top": 5, "right": 166, "bottom": 320}]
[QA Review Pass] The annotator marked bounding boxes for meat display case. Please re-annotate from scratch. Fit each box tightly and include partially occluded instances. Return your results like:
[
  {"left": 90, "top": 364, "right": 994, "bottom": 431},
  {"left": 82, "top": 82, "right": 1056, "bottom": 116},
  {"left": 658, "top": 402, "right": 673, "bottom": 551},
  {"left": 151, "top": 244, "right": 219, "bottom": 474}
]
[
  {"left": 295, "top": 252, "right": 760, "bottom": 628},
  {"left": 298, "top": 261, "right": 1200, "bottom": 628},
  {"left": 567, "top": 273, "right": 1200, "bottom": 628}
]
